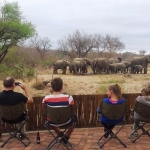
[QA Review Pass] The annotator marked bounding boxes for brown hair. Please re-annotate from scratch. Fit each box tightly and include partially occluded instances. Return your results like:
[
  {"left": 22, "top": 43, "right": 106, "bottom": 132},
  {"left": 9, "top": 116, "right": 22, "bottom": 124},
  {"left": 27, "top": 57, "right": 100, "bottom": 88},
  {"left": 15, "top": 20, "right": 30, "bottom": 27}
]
[
  {"left": 3, "top": 77, "right": 15, "bottom": 88},
  {"left": 51, "top": 77, "right": 63, "bottom": 92},
  {"left": 141, "top": 82, "right": 150, "bottom": 96},
  {"left": 108, "top": 84, "right": 122, "bottom": 99}
]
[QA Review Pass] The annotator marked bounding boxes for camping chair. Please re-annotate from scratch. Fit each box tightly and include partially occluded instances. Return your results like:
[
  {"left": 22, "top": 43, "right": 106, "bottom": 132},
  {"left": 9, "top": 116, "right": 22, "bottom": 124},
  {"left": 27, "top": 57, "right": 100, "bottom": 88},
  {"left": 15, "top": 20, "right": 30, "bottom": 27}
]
[
  {"left": 0, "top": 102, "right": 30, "bottom": 147},
  {"left": 128, "top": 101, "right": 150, "bottom": 142},
  {"left": 44, "top": 104, "right": 76, "bottom": 150},
  {"left": 97, "top": 100, "right": 127, "bottom": 148}
]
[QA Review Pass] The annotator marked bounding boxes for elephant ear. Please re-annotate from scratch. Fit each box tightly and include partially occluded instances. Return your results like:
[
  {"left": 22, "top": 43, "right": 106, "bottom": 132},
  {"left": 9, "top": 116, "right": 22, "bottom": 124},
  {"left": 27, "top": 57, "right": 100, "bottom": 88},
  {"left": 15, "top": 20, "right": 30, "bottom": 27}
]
[
  {"left": 93, "top": 60, "right": 97, "bottom": 67},
  {"left": 146, "top": 55, "right": 150, "bottom": 62},
  {"left": 117, "top": 57, "right": 122, "bottom": 62}
]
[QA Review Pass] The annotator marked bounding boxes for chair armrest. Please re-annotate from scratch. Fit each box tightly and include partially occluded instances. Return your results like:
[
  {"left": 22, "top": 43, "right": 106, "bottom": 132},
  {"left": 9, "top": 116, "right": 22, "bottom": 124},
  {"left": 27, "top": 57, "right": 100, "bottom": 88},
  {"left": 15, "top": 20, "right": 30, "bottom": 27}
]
[
  {"left": 129, "top": 108, "right": 134, "bottom": 119},
  {"left": 130, "top": 109, "right": 134, "bottom": 112},
  {"left": 96, "top": 112, "right": 101, "bottom": 121}
]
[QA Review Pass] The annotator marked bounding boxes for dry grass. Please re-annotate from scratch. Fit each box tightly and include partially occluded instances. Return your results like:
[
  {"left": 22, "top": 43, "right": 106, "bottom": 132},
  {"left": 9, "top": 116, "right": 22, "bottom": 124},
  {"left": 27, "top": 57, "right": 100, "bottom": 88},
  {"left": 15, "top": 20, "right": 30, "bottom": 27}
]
[{"left": 0, "top": 68, "right": 150, "bottom": 96}]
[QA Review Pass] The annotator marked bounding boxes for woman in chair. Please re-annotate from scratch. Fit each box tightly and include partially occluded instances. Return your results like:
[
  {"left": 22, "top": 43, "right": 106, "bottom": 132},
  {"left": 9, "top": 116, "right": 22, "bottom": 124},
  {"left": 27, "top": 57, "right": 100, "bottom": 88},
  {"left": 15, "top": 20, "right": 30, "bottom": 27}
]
[{"left": 97, "top": 84, "right": 125, "bottom": 138}]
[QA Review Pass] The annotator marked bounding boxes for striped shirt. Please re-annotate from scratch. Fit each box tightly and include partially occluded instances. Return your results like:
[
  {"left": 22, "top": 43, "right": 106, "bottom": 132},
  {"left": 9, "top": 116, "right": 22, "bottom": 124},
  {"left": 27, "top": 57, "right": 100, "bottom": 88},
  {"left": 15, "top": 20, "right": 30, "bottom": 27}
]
[
  {"left": 42, "top": 94, "right": 74, "bottom": 123},
  {"left": 42, "top": 94, "right": 74, "bottom": 107}
]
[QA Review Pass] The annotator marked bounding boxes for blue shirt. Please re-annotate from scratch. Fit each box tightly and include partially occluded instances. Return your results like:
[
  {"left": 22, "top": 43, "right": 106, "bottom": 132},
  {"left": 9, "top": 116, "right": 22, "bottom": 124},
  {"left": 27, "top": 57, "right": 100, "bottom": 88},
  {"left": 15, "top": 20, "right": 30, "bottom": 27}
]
[{"left": 97, "top": 97, "right": 125, "bottom": 125}]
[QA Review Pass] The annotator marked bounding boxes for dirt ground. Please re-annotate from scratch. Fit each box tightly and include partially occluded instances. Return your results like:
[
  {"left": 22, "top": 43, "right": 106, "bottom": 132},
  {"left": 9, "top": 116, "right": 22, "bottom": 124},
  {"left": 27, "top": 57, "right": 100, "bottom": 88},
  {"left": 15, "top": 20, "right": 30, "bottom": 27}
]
[{"left": 0, "top": 68, "right": 149, "bottom": 96}]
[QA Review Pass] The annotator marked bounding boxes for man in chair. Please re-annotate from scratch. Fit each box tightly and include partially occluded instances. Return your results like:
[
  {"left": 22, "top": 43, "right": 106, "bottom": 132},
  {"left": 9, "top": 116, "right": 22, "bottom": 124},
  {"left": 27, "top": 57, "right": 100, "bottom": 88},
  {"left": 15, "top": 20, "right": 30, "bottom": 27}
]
[
  {"left": 0, "top": 77, "right": 33, "bottom": 139},
  {"left": 42, "top": 77, "right": 76, "bottom": 144}
]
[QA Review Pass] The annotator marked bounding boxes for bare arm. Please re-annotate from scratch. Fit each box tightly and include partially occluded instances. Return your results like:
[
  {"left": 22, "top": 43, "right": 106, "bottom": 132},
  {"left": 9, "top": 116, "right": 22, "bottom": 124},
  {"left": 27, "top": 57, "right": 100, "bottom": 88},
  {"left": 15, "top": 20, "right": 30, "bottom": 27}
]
[{"left": 19, "top": 82, "right": 33, "bottom": 103}]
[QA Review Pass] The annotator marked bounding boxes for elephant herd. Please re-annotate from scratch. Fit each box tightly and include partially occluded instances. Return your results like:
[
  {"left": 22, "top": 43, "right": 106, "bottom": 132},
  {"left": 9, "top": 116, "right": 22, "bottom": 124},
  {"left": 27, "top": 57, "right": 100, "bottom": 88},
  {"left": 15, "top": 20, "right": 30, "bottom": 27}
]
[{"left": 53, "top": 55, "right": 150, "bottom": 75}]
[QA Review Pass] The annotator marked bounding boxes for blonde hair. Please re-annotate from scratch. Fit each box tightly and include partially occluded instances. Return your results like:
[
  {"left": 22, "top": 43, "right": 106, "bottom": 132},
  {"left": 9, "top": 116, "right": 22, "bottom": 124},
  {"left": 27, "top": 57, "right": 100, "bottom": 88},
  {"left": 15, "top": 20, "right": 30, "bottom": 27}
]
[
  {"left": 108, "top": 84, "right": 122, "bottom": 99},
  {"left": 141, "top": 82, "right": 150, "bottom": 96}
]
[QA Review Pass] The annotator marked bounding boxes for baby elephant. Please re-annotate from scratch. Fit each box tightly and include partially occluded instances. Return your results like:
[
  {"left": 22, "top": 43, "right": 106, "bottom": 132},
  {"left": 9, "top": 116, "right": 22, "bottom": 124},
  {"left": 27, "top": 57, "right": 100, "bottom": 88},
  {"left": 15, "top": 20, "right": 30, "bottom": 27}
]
[{"left": 133, "top": 65, "right": 143, "bottom": 74}]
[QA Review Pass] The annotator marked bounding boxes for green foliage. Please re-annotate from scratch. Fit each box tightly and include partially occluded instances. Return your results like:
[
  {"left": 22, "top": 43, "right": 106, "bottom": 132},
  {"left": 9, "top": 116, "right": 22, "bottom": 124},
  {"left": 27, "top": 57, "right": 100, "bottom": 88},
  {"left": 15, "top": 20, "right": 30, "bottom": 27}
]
[
  {"left": 0, "top": 63, "right": 22, "bottom": 79},
  {"left": 99, "top": 75, "right": 126, "bottom": 84},
  {"left": 26, "top": 68, "right": 34, "bottom": 77},
  {"left": 42, "top": 59, "right": 55, "bottom": 67},
  {"left": 0, "top": 1, "right": 36, "bottom": 63},
  {"left": 96, "top": 84, "right": 107, "bottom": 94}
]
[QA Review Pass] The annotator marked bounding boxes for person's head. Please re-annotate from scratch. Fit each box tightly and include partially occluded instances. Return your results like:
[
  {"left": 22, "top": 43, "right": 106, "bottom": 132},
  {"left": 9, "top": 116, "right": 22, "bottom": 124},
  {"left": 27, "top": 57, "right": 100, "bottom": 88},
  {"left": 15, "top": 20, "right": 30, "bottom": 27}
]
[
  {"left": 141, "top": 82, "right": 150, "bottom": 96},
  {"left": 3, "top": 77, "right": 15, "bottom": 88},
  {"left": 51, "top": 77, "right": 63, "bottom": 92},
  {"left": 107, "top": 84, "right": 122, "bottom": 99}
]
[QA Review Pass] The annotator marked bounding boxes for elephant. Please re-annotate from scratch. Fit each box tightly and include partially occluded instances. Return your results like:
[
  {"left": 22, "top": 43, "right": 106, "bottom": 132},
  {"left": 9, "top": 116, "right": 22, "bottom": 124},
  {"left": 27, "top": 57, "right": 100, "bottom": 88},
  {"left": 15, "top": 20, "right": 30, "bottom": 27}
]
[
  {"left": 53, "top": 60, "right": 70, "bottom": 74},
  {"left": 91, "top": 58, "right": 109, "bottom": 74},
  {"left": 133, "top": 65, "right": 143, "bottom": 74},
  {"left": 69, "top": 60, "right": 86, "bottom": 75},
  {"left": 109, "top": 64, "right": 117, "bottom": 74},
  {"left": 73, "top": 58, "right": 91, "bottom": 73},
  {"left": 114, "top": 63, "right": 126, "bottom": 73},
  {"left": 91, "top": 58, "right": 97, "bottom": 74},
  {"left": 131, "top": 55, "right": 150, "bottom": 74},
  {"left": 108, "top": 57, "right": 122, "bottom": 64},
  {"left": 122, "top": 61, "right": 131, "bottom": 73}
]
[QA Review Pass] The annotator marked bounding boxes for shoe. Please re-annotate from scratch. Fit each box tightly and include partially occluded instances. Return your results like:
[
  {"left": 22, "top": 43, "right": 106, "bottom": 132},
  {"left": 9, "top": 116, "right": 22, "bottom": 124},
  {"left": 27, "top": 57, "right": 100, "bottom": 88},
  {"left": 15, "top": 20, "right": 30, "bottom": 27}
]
[
  {"left": 61, "top": 135, "right": 69, "bottom": 144},
  {"left": 133, "top": 132, "right": 138, "bottom": 137},
  {"left": 104, "top": 133, "right": 109, "bottom": 138},
  {"left": 19, "top": 133, "right": 26, "bottom": 140}
]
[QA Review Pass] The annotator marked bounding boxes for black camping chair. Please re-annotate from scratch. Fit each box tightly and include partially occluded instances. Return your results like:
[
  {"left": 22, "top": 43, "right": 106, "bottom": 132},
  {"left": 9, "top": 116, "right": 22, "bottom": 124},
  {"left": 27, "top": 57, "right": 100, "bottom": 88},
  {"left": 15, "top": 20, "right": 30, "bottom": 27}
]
[
  {"left": 44, "top": 104, "right": 76, "bottom": 150},
  {"left": 97, "top": 100, "right": 127, "bottom": 148},
  {"left": 128, "top": 101, "right": 150, "bottom": 142},
  {"left": 0, "top": 102, "right": 30, "bottom": 147}
]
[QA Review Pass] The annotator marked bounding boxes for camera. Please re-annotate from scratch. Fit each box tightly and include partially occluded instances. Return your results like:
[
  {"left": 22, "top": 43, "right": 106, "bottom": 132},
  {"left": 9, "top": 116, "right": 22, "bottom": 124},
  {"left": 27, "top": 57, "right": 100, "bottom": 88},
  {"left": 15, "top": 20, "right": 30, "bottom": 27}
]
[{"left": 15, "top": 82, "right": 20, "bottom": 86}]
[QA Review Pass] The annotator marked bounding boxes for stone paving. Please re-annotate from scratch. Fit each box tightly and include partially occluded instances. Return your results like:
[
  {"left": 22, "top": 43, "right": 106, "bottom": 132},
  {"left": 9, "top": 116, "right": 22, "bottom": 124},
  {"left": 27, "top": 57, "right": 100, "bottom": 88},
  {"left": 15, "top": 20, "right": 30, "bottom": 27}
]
[{"left": 0, "top": 125, "right": 150, "bottom": 150}]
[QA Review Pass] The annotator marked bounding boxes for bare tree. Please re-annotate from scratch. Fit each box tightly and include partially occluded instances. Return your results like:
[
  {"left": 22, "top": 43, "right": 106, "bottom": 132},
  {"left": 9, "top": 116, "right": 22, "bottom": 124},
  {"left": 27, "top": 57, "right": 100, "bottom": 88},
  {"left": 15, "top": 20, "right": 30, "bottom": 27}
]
[
  {"left": 30, "top": 36, "right": 52, "bottom": 61},
  {"left": 93, "top": 34, "right": 107, "bottom": 57},
  {"left": 58, "top": 38, "right": 76, "bottom": 59},
  {"left": 139, "top": 50, "right": 146, "bottom": 56},
  {"left": 104, "top": 35, "right": 125, "bottom": 57},
  {"left": 58, "top": 30, "right": 94, "bottom": 58}
]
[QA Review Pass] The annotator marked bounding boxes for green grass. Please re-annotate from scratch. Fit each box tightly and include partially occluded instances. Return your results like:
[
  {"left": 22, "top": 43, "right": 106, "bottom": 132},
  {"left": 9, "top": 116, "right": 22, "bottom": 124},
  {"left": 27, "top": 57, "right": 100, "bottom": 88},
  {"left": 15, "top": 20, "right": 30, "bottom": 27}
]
[
  {"left": 100, "top": 78, "right": 126, "bottom": 84},
  {"left": 96, "top": 75, "right": 126, "bottom": 94}
]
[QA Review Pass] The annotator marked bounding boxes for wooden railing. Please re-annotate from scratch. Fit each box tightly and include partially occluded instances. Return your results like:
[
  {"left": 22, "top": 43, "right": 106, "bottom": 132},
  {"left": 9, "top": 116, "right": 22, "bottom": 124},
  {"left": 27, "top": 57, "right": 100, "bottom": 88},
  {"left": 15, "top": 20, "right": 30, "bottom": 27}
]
[
  {"left": 1, "top": 93, "right": 141, "bottom": 132},
  {"left": 25, "top": 93, "right": 140, "bottom": 131}
]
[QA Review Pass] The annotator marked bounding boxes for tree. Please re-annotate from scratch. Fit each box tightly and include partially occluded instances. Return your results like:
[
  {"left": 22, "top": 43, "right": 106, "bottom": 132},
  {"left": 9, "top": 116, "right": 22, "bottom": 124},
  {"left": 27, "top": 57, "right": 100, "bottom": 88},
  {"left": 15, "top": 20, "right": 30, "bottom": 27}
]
[
  {"left": 93, "top": 34, "right": 107, "bottom": 57},
  {"left": 30, "top": 36, "right": 52, "bottom": 61},
  {"left": 139, "top": 50, "right": 146, "bottom": 56},
  {"left": 0, "top": 1, "right": 36, "bottom": 63},
  {"left": 58, "top": 30, "right": 94, "bottom": 58},
  {"left": 104, "top": 35, "right": 125, "bottom": 57}
]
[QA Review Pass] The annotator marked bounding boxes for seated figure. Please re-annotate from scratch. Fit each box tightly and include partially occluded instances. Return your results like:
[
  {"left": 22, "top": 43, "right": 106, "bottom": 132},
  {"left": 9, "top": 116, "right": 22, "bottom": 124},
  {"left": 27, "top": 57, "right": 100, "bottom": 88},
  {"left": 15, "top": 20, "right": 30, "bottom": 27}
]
[
  {"left": 0, "top": 77, "right": 33, "bottom": 137},
  {"left": 97, "top": 84, "right": 126, "bottom": 138},
  {"left": 42, "top": 77, "right": 76, "bottom": 144},
  {"left": 131, "top": 82, "right": 150, "bottom": 136}
]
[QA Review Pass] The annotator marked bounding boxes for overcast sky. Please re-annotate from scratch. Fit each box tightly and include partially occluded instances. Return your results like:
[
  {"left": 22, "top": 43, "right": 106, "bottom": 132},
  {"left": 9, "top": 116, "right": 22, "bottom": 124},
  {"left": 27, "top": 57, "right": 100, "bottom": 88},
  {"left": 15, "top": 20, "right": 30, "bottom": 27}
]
[{"left": 7, "top": 0, "right": 150, "bottom": 53}]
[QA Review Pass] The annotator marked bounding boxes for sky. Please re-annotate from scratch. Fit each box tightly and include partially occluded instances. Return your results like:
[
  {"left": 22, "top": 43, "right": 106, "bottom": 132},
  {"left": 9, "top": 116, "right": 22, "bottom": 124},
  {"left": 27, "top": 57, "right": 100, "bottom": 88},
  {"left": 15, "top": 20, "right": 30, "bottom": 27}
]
[{"left": 5, "top": 0, "right": 150, "bottom": 53}]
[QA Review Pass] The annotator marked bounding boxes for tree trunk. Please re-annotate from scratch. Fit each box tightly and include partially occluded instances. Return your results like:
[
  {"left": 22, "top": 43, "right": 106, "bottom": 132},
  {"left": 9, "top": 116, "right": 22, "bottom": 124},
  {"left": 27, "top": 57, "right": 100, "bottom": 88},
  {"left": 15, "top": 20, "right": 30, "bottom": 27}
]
[{"left": 0, "top": 49, "right": 8, "bottom": 63}]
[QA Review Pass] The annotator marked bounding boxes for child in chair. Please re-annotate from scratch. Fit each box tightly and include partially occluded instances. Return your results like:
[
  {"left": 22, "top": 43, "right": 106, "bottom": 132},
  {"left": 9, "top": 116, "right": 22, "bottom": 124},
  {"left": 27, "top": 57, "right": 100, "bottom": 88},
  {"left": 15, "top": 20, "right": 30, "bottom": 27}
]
[{"left": 97, "top": 84, "right": 125, "bottom": 138}]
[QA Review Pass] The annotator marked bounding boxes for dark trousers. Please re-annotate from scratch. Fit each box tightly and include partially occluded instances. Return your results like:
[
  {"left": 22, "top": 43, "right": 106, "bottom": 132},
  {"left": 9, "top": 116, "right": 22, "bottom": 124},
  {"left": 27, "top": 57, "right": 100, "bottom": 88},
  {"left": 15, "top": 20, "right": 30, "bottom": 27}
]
[{"left": 101, "top": 122, "right": 115, "bottom": 133}]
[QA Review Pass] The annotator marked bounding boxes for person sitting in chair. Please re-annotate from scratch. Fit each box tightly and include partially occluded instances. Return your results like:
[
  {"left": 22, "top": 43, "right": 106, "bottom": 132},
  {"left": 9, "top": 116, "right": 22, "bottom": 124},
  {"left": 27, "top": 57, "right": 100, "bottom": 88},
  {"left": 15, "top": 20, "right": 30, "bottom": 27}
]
[
  {"left": 42, "top": 77, "right": 76, "bottom": 144},
  {"left": 131, "top": 82, "right": 150, "bottom": 136},
  {"left": 0, "top": 77, "right": 33, "bottom": 139},
  {"left": 97, "top": 84, "right": 125, "bottom": 138}
]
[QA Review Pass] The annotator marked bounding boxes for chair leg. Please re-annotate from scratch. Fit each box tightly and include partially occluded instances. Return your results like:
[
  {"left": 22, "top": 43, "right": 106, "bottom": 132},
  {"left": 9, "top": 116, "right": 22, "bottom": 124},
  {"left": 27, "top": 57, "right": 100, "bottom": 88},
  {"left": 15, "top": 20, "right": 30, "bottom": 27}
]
[
  {"left": 45, "top": 122, "right": 73, "bottom": 150},
  {"left": 97, "top": 121, "right": 127, "bottom": 148},
  {"left": 46, "top": 136, "right": 59, "bottom": 150},
  {"left": 128, "top": 122, "right": 150, "bottom": 143},
  {"left": 46, "top": 134, "right": 73, "bottom": 150},
  {"left": 1, "top": 120, "right": 30, "bottom": 147},
  {"left": 97, "top": 129, "right": 113, "bottom": 148},
  {"left": 115, "top": 135, "right": 127, "bottom": 147},
  {"left": 97, "top": 135, "right": 111, "bottom": 148},
  {"left": 1, "top": 134, "right": 13, "bottom": 148}
]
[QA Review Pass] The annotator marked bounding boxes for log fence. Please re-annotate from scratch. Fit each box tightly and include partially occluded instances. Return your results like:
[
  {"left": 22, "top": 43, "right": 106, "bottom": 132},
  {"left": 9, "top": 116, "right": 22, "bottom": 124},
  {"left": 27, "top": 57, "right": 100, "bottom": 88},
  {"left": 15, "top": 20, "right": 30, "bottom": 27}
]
[{"left": 1, "top": 93, "right": 141, "bottom": 132}]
